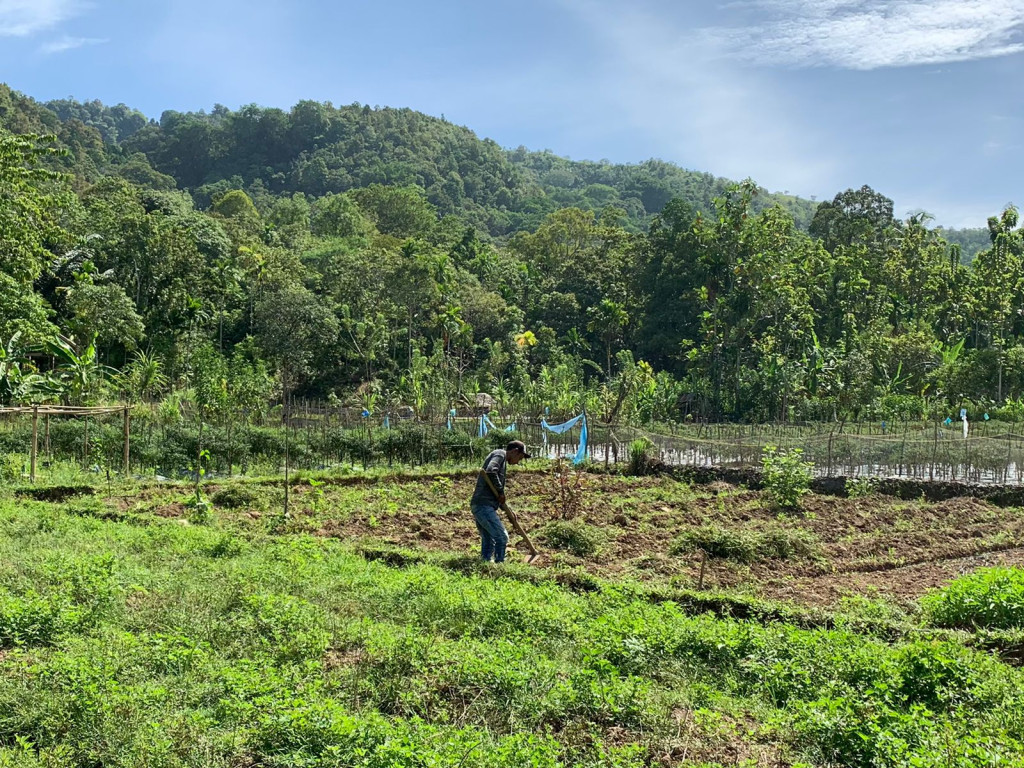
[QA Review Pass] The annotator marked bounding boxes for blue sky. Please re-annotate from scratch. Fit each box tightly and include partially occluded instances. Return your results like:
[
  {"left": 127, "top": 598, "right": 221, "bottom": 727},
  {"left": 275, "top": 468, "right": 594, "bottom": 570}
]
[{"left": 1, "top": 0, "right": 1022, "bottom": 228}]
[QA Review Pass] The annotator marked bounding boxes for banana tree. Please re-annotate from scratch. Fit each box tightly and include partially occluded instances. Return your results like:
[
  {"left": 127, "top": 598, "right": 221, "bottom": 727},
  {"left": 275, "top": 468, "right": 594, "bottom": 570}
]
[
  {"left": 43, "top": 335, "right": 116, "bottom": 405},
  {"left": 926, "top": 338, "right": 966, "bottom": 403}
]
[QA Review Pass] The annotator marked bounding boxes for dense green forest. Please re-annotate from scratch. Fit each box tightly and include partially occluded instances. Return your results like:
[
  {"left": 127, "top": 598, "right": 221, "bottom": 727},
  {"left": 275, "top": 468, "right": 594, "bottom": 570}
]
[
  {"left": 1, "top": 83, "right": 1019, "bottom": 424},
  {"left": 34, "top": 88, "right": 819, "bottom": 236}
]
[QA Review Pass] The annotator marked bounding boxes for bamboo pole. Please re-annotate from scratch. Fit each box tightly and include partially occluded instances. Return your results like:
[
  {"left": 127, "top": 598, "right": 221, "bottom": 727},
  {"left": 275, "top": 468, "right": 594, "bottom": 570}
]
[
  {"left": 123, "top": 406, "right": 131, "bottom": 475},
  {"left": 30, "top": 406, "right": 38, "bottom": 483},
  {"left": 284, "top": 388, "right": 290, "bottom": 519}
]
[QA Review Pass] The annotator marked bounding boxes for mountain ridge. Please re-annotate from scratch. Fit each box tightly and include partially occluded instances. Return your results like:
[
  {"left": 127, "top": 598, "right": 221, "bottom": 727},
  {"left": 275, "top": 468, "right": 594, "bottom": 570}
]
[{"left": 0, "top": 83, "right": 990, "bottom": 256}]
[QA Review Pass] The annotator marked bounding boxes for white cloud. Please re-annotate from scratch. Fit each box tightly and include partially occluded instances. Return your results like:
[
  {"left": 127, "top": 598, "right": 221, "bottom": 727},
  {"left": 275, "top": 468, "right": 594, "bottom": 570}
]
[
  {"left": 556, "top": 0, "right": 837, "bottom": 194},
  {"left": 0, "top": 0, "right": 85, "bottom": 37},
  {"left": 708, "top": 0, "right": 1024, "bottom": 69},
  {"left": 38, "top": 33, "right": 105, "bottom": 54}
]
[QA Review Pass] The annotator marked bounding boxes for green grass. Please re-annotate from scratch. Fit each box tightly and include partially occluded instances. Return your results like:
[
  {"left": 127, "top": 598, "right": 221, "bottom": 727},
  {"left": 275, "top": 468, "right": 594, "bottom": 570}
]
[{"left": 0, "top": 485, "right": 1022, "bottom": 767}]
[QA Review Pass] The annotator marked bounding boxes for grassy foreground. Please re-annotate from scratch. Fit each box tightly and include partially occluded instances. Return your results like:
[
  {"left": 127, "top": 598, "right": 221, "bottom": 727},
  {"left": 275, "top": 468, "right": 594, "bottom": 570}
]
[{"left": 1, "top": 478, "right": 1024, "bottom": 767}]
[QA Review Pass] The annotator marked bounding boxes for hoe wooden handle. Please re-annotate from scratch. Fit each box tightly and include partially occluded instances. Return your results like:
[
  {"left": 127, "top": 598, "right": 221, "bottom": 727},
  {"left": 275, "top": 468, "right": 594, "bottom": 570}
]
[
  {"left": 502, "top": 503, "right": 539, "bottom": 557},
  {"left": 479, "top": 470, "right": 539, "bottom": 558}
]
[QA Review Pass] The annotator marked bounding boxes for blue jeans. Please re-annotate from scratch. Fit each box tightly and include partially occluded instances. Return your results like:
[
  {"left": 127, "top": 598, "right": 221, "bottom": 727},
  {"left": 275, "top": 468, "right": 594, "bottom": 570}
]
[{"left": 471, "top": 504, "right": 509, "bottom": 563}]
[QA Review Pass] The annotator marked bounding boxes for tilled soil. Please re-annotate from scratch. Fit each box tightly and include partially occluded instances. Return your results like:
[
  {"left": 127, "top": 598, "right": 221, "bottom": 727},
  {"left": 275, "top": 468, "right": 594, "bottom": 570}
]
[
  {"left": 111, "top": 470, "right": 1024, "bottom": 610},
  {"left": 311, "top": 472, "right": 1024, "bottom": 609}
]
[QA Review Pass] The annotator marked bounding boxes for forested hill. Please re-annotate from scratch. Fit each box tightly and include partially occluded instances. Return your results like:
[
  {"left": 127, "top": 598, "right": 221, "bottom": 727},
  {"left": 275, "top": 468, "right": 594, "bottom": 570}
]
[
  {"left": 0, "top": 84, "right": 818, "bottom": 237},
  {"left": 6, "top": 80, "right": 1019, "bottom": 427}
]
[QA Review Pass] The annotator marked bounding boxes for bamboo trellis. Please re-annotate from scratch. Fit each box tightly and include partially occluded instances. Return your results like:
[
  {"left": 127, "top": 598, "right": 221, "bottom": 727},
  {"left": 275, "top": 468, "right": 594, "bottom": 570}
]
[{"left": 0, "top": 405, "right": 130, "bottom": 483}]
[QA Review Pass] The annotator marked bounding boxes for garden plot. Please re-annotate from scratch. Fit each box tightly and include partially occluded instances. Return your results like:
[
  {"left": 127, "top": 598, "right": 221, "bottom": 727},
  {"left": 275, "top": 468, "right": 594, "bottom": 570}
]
[
  {"left": 5, "top": 470, "right": 1024, "bottom": 767},
  {"left": 88, "top": 468, "right": 1024, "bottom": 611}
]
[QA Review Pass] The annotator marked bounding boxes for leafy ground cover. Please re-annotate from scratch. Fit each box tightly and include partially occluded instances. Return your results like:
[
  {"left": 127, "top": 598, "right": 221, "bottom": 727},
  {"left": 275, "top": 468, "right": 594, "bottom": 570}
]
[
  {"left": 922, "top": 567, "right": 1024, "bottom": 630},
  {"left": 2, "top": 468, "right": 1024, "bottom": 766}
]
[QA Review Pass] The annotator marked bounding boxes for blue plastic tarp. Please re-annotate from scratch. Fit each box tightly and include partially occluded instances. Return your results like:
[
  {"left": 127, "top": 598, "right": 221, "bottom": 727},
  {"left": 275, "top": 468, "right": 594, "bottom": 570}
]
[{"left": 541, "top": 414, "right": 588, "bottom": 465}]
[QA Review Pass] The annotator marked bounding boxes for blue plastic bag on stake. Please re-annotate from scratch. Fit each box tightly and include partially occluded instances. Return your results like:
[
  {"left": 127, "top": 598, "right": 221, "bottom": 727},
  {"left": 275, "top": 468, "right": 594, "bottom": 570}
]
[{"left": 573, "top": 415, "right": 588, "bottom": 465}]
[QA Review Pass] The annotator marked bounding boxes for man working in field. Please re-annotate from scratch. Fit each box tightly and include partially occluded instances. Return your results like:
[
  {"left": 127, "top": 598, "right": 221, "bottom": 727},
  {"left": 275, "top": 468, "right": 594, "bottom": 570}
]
[{"left": 470, "top": 440, "right": 530, "bottom": 563}]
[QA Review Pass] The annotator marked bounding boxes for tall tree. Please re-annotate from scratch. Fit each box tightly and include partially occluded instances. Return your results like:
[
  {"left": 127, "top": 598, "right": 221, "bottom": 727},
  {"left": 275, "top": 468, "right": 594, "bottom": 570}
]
[{"left": 0, "top": 130, "right": 71, "bottom": 342}]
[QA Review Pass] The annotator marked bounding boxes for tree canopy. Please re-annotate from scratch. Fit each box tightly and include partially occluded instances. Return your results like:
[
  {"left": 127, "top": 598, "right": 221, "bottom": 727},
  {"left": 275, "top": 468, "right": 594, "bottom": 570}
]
[{"left": 0, "top": 83, "right": 1016, "bottom": 425}]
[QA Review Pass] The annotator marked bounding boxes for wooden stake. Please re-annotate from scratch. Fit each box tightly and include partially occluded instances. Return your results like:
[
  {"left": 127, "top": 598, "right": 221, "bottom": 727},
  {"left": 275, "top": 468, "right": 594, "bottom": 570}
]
[
  {"left": 123, "top": 406, "right": 131, "bottom": 475},
  {"left": 30, "top": 405, "right": 38, "bottom": 483},
  {"left": 697, "top": 549, "right": 708, "bottom": 590},
  {"left": 284, "top": 388, "right": 291, "bottom": 519}
]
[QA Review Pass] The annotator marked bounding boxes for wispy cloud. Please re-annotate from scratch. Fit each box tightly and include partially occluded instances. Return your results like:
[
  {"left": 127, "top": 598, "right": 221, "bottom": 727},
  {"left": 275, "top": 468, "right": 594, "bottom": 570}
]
[
  {"left": 39, "top": 33, "right": 105, "bottom": 54},
  {"left": 557, "top": 0, "right": 837, "bottom": 193},
  {"left": 707, "top": 0, "right": 1024, "bottom": 70},
  {"left": 0, "top": 0, "right": 86, "bottom": 37}
]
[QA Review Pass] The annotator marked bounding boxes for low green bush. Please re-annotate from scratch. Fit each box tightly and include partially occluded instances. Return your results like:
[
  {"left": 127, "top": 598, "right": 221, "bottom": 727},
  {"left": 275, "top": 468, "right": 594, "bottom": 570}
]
[
  {"left": 487, "top": 428, "right": 522, "bottom": 449},
  {"left": 845, "top": 476, "right": 877, "bottom": 499},
  {"left": 761, "top": 445, "right": 814, "bottom": 509},
  {"left": 0, "top": 453, "right": 25, "bottom": 483},
  {"left": 922, "top": 567, "right": 1024, "bottom": 629},
  {"left": 212, "top": 486, "right": 259, "bottom": 509},
  {"left": 758, "top": 527, "right": 819, "bottom": 560},
  {"left": 670, "top": 525, "right": 818, "bottom": 563},
  {"left": 541, "top": 520, "right": 606, "bottom": 558},
  {"left": 627, "top": 438, "right": 655, "bottom": 476},
  {"left": 0, "top": 592, "right": 67, "bottom": 645},
  {"left": 206, "top": 533, "right": 246, "bottom": 559},
  {"left": 670, "top": 525, "right": 759, "bottom": 562}
]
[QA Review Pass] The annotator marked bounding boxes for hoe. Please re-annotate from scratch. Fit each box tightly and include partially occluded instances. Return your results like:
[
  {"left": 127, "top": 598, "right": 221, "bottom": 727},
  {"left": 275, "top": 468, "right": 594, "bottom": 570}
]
[{"left": 479, "top": 470, "right": 541, "bottom": 564}]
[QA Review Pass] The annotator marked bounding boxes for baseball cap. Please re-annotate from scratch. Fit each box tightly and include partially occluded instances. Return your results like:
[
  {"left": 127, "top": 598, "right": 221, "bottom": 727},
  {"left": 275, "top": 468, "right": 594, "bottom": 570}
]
[{"left": 506, "top": 440, "right": 532, "bottom": 458}]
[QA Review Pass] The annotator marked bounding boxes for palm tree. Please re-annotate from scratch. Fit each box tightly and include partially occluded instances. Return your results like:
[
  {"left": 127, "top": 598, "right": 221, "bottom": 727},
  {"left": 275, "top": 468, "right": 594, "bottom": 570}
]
[{"left": 118, "top": 350, "right": 168, "bottom": 405}]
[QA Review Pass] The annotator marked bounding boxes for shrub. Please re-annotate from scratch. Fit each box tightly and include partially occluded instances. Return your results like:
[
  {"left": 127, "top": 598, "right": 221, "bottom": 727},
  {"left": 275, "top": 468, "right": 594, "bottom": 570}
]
[
  {"left": 627, "top": 438, "right": 655, "bottom": 476},
  {"left": 541, "top": 520, "right": 606, "bottom": 558},
  {"left": 0, "top": 453, "right": 25, "bottom": 483},
  {"left": 487, "top": 428, "right": 521, "bottom": 449},
  {"left": 0, "top": 592, "right": 67, "bottom": 645},
  {"left": 206, "top": 533, "right": 246, "bottom": 558},
  {"left": 670, "top": 525, "right": 818, "bottom": 563},
  {"left": 761, "top": 445, "right": 813, "bottom": 509},
  {"left": 428, "top": 476, "right": 454, "bottom": 499},
  {"left": 212, "top": 486, "right": 259, "bottom": 509},
  {"left": 845, "top": 476, "right": 877, "bottom": 499},
  {"left": 922, "top": 567, "right": 1024, "bottom": 629},
  {"left": 670, "top": 525, "right": 759, "bottom": 562},
  {"left": 186, "top": 493, "right": 212, "bottom": 524},
  {"left": 758, "top": 527, "right": 819, "bottom": 560}
]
